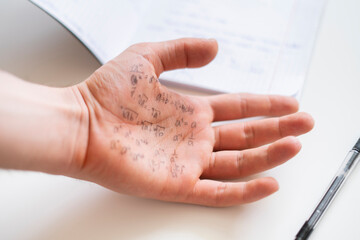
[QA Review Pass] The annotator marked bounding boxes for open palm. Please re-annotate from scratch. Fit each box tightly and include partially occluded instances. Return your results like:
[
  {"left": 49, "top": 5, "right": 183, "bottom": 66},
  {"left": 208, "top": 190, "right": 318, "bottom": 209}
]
[{"left": 75, "top": 38, "right": 313, "bottom": 207}]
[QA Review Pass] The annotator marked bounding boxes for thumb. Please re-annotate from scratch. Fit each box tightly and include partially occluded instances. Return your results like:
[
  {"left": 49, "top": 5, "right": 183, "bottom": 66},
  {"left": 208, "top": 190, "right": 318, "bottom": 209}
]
[{"left": 126, "top": 38, "right": 218, "bottom": 76}]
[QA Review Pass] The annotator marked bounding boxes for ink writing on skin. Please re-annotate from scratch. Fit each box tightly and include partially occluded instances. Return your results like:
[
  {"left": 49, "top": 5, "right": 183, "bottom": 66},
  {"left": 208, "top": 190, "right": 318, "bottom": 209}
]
[
  {"left": 137, "top": 93, "right": 148, "bottom": 107},
  {"left": 121, "top": 106, "right": 138, "bottom": 122},
  {"left": 173, "top": 133, "right": 183, "bottom": 142},
  {"left": 188, "top": 132, "right": 195, "bottom": 146},
  {"left": 169, "top": 150, "right": 185, "bottom": 178},
  {"left": 151, "top": 108, "right": 160, "bottom": 119},
  {"left": 154, "top": 125, "right": 165, "bottom": 137},
  {"left": 108, "top": 63, "right": 201, "bottom": 177},
  {"left": 130, "top": 64, "right": 144, "bottom": 74}
]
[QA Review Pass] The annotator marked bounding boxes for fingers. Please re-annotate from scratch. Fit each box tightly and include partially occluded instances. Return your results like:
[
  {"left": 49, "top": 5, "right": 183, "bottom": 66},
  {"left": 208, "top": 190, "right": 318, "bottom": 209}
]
[
  {"left": 187, "top": 177, "right": 278, "bottom": 207},
  {"left": 213, "top": 112, "right": 314, "bottom": 151},
  {"left": 128, "top": 38, "right": 218, "bottom": 76},
  {"left": 207, "top": 93, "right": 299, "bottom": 121},
  {"left": 202, "top": 137, "right": 301, "bottom": 180}
]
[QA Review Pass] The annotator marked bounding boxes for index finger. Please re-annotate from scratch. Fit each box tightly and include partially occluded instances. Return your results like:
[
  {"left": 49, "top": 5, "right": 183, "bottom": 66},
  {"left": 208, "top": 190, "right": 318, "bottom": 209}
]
[{"left": 207, "top": 93, "right": 299, "bottom": 121}]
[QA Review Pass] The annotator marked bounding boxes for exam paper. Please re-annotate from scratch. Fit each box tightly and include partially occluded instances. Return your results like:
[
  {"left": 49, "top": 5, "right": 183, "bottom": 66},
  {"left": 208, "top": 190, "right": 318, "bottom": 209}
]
[{"left": 30, "top": 0, "right": 326, "bottom": 96}]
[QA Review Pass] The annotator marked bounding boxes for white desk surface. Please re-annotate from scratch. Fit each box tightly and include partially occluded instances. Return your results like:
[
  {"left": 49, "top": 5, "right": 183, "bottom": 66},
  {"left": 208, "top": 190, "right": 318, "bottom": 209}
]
[{"left": 1, "top": 1, "right": 360, "bottom": 239}]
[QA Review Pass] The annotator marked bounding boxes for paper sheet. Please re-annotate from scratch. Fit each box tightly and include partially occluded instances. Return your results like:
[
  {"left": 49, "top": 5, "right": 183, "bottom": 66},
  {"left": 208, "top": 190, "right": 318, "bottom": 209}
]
[{"left": 30, "top": 0, "right": 326, "bottom": 96}]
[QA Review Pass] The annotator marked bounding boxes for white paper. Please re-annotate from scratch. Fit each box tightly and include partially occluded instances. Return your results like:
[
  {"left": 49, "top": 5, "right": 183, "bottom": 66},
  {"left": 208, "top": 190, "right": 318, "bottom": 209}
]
[{"left": 30, "top": 0, "right": 326, "bottom": 96}]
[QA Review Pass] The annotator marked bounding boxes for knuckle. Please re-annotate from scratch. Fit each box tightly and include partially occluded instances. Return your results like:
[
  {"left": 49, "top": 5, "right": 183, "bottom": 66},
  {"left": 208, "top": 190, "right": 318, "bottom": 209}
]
[
  {"left": 210, "top": 153, "right": 217, "bottom": 171},
  {"left": 236, "top": 152, "right": 244, "bottom": 176},
  {"left": 214, "top": 182, "right": 227, "bottom": 205},
  {"left": 215, "top": 127, "right": 221, "bottom": 150},
  {"left": 243, "top": 122, "right": 255, "bottom": 148},
  {"left": 239, "top": 94, "right": 248, "bottom": 117},
  {"left": 266, "top": 95, "right": 273, "bottom": 114}
]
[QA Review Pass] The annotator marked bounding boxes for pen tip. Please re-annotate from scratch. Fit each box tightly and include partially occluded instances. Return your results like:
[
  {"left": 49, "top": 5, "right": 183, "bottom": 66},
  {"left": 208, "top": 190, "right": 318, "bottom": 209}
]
[
  {"left": 353, "top": 138, "right": 360, "bottom": 152},
  {"left": 295, "top": 221, "right": 312, "bottom": 240}
]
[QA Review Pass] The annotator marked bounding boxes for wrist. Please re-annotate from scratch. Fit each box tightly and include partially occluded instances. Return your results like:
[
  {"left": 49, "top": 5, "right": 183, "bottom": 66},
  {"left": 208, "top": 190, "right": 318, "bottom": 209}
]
[{"left": 0, "top": 72, "right": 89, "bottom": 175}]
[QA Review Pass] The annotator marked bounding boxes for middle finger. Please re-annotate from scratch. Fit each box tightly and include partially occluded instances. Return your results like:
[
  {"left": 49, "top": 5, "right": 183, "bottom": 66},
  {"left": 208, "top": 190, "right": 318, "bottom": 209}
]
[{"left": 213, "top": 112, "right": 313, "bottom": 151}]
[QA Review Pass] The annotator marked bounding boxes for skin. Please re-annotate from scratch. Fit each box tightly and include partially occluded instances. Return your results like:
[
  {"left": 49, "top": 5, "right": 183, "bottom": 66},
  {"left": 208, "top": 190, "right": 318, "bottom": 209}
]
[{"left": 0, "top": 38, "right": 314, "bottom": 207}]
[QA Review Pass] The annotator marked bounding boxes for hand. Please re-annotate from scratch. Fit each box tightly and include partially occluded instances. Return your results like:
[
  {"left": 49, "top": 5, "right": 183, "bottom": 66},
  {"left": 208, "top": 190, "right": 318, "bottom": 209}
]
[{"left": 73, "top": 38, "right": 314, "bottom": 207}]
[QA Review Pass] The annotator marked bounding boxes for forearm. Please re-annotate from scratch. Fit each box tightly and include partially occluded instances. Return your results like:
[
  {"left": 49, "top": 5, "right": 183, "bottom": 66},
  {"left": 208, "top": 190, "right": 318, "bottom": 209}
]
[{"left": 0, "top": 71, "right": 88, "bottom": 175}]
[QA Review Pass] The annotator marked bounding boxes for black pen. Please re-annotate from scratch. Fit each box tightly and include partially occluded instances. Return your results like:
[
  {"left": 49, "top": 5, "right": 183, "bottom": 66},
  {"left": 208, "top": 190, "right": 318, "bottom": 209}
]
[{"left": 295, "top": 138, "right": 360, "bottom": 240}]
